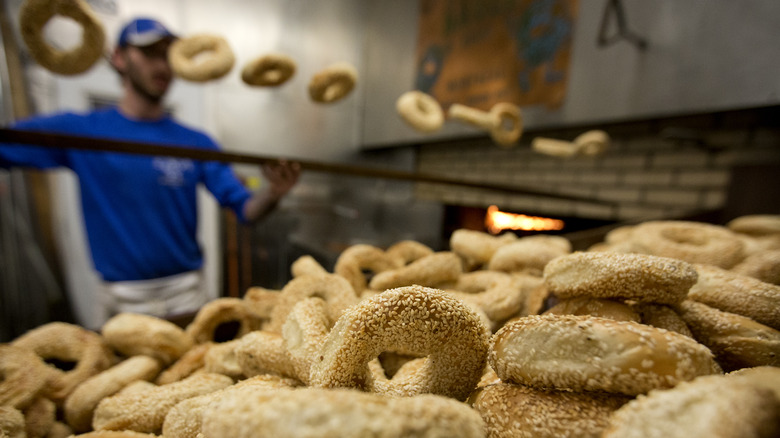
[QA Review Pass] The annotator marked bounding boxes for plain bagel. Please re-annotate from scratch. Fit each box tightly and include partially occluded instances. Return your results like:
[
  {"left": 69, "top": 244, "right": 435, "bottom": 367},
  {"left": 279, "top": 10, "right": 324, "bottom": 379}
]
[
  {"left": 396, "top": 90, "right": 444, "bottom": 132},
  {"left": 19, "top": 0, "right": 106, "bottom": 75},
  {"left": 308, "top": 62, "right": 358, "bottom": 103},
  {"left": 240, "top": 53, "right": 296, "bottom": 86},
  {"left": 169, "top": 34, "right": 235, "bottom": 82}
]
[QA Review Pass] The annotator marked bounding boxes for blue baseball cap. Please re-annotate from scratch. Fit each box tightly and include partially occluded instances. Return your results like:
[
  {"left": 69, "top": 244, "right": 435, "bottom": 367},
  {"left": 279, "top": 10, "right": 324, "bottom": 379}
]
[{"left": 117, "top": 18, "right": 177, "bottom": 48}]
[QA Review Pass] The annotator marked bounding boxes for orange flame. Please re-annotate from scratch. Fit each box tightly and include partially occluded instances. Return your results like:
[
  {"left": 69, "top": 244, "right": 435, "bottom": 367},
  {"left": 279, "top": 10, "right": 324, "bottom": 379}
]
[{"left": 485, "top": 205, "right": 564, "bottom": 234}]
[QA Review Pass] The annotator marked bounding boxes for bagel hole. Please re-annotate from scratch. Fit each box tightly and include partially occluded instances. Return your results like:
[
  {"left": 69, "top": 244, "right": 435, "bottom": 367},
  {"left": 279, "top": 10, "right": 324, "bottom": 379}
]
[
  {"left": 361, "top": 269, "right": 376, "bottom": 284},
  {"left": 43, "top": 357, "right": 78, "bottom": 371},
  {"left": 661, "top": 229, "right": 707, "bottom": 246},
  {"left": 212, "top": 320, "right": 242, "bottom": 342},
  {"left": 323, "top": 84, "right": 345, "bottom": 102},
  {"left": 44, "top": 16, "right": 84, "bottom": 51},
  {"left": 498, "top": 115, "right": 518, "bottom": 131},
  {"left": 378, "top": 352, "right": 424, "bottom": 379},
  {"left": 262, "top": 70, "right": 283, "bottom": 82},
  {"left": 190, "top": 50, "right": 218, "bottom": 66}
]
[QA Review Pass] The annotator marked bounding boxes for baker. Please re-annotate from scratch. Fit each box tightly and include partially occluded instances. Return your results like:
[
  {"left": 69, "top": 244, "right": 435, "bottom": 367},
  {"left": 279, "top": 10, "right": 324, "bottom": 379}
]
[{"left": 1, "top": 16, "right": 300, "bottom": 327}]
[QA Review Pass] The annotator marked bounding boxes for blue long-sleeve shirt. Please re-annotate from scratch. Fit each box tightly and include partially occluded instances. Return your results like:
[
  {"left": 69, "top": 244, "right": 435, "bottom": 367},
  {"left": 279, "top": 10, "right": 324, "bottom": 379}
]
[{"left": 0, "top": 107, "right": 252, "bottom": 282}]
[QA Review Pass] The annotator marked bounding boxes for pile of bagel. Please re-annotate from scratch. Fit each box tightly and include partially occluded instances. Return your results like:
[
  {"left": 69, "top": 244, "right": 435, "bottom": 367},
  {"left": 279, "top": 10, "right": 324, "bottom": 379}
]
[{"left": 2, "top": 215, "right": 780, "bottom": 438}]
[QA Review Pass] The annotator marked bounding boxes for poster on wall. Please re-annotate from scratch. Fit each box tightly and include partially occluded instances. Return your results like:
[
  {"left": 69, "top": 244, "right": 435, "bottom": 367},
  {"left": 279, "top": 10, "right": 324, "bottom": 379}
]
[{"left": 415, "top": 0, "right": 578, "bottom": 111}]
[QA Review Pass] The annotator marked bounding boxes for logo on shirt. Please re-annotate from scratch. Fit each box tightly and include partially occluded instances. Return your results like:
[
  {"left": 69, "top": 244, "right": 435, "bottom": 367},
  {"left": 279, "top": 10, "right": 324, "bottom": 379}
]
[{"left": 153, "top": 157, "right": 194, "bottom": 186}]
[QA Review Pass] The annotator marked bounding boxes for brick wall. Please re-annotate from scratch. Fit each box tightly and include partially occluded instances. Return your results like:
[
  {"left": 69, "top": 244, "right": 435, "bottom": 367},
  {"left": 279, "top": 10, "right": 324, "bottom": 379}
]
[{"left": 415, "top": 106, "right": 780, "bottom": 223}]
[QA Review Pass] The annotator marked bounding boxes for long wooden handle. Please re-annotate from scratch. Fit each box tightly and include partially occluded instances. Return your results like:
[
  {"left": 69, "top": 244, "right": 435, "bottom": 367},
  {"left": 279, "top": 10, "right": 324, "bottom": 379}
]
[{"left": 0, "top": 127, "right": 617, "bottom": 207}]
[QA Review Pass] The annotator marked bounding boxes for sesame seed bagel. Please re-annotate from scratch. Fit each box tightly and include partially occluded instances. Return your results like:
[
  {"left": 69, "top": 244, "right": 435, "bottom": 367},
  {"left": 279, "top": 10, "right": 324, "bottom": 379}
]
[
  {"left": 687, "top": 263, "right": 780, "bottom": 330},
  {"left": 334, "top": 244, "right": 402, "bottom": 294},
  {"left": 543, "top": 252, "right": 698, "bottom": 305},
  {"left": 155, "top": 343, "right": 211, "bottom": 385},
  {"left": 385, "top": 240, "right": 435, "bottom": 265},
  {"left": 489, "top": 314, "right": 720, "bottom": 396},
  {"left": 0, "top": 344, "right": 52, "bottom": 410},
  {"left": 629, "top": 220, "right": 746, "bottom": 269},
  {"left": 487, "top": 235, "right": 572, "bottom": 275},
  {"left": 186, "top": 298, "right": 262, "bottom": 344},
  {"left": 726, "top": 214, "right": 780, "bottom": 236},
  {"left": 309, "top": 285, "right": 489, "bottom": 401},
  {"left": 632, "top": 302, "right": 693, "bottom": 337},
  {"left": 543, "top": 297, "right": 641, "bottom": 322},
  {"left": 368, "top": 251, "right": 463, "bottom": 291},
  {"left": 92, "top": 373, "right": 233, "bottom": 434},
  {"left": 64, "top": 355, "right": 161, "bottom": 433},
  {"left": 602, "top": 373, "right": 780, "bottom": 438},
  {"left": 676, "top": 300, "right": 780, "bottom": 371},
  {"left": 266, "top": 273, "right": 358, "bottom": 333},
  {"left": 471, "top": 382, "right": 631, "bottom": 438},
  {"left": 450, "top": 229, "right": 517, "bottom": 268},
  {"left": 12, "top": 322, "right": 114, "bottom": 404},
  {"left": 730, "top": 249, "right": 780, "bottom": 285},
  {"left": 102, "top": 313, "right": 194, "bottom": 365},
  {"left": 201, "top": 386, "right": 487, "bottom": 438}
]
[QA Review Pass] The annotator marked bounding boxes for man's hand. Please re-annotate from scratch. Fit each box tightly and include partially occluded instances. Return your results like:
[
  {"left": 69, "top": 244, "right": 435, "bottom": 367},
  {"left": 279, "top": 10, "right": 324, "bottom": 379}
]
[
  {"left": 243, "top": 159, "right": 301, "bottom": 223},
  {"left": 261, "top": 159, "right": 301, "bottom": 200}
]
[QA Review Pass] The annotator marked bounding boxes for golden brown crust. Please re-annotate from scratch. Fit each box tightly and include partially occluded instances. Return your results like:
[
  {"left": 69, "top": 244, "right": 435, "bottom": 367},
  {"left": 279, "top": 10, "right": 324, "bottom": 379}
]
[
  {"left": 92, "top": 373, "right": 232, "bottom": 434},
  {"left": 629, "top": 220, "right": 746, "bottom": 268},
  {"left": 487, "top": 235, "right": 571, "bottom": 275},
  {"left": 543, "top": 252, "right": 698, "bottom": 305},
  {"left": 368, "top": 251, "right": 463, "bottom": 291},
  {"left": 64, "top": 355, "right": 161, "bottom": 432},
  {"left": 490, "top": 314, "right": 719, "bottom": 396},
  {"left": 200, "top": 386, "right": 486, "bottom": 438},
  {"left": 334, "top": 244, "right": 401, "bottom": 294},
  {"left": 396, "top": 91, "right": 445, "bottom": 133},
  {"left": 161, "top": 374, "right": 299, "bottom": 438},
  {"left": 445, "top": 271, "right": 527, "bottom": 324},
  {"left": 544, "top": 297, "right": 641, "bottom": 322},
  {"left": 12, "top": 322, "right": 114, "bottom": 404},
  {"left": 155, "top": 343, "right": 211, "bottom": 385},
  {"left": 385, "top": 240, "right": 435, "bottom": 265},
  {"left": 687, "top": 263, "right": 780, "bottom": 330},
  {"left": 730, "top": 249, "right": 780, "bottom": 285},
  {"left": 450, "top": 229, "right": 517, "bottom": 267},
  {"left": 290, "top": 255, "right": 328, "bottom": 278},
  {"left": 19, "top": 0, "right": 105, "bottom": 75},
  {"left": 102, "top": 313, "right": 194, "bottom": 365},
  {"left": 22, "top": 396, "right": 55, "bottom": 438},
  {"left": 185, "top": 298, "right": 261, "bottom": 344},
  {"left": 472, "top": 383, "right": 630, "bottom": 438},
  {"left": 602, "top": 373, "right": 780, "bottom": 438},
  {"left": 726, "top": 214, "right": 780, "bottom": 236},
  {"left": 70, "top": 431, "right": 158, "bottom": 437},
  {"left": 234, "top": 330, "right": 297, "bottom": 380},
  {"left": 0, "top": 406, "right": 26, "bottom": 438},
  {"left": 676, "top": 300, "right": 780, "bottom": 371},
  {"left": 309, "top": 285, "right": 489, "bottom": 401},
  {"left": 633, "top": 302, "right": 693, "bottom": 337},
  {"left": 308, "top": 62, "right": 358, "bottom": 103},
  {"left": 169, "top": 34, "right": 234, "bottom": 82},
  {"left": 202, "top": 339, "right": 244, "bottom": 380},
  {"left": 281, "top": 298, "right": 332, "bottom": 385},
  {"left": 240, "top": 53, "right": 296, "bottom": 86},
  {"left": 0, "top": 344, "right": 52, "bottom": 410},
  {"left": 265, "top": 273, "right": 357, "bottom": 333}
]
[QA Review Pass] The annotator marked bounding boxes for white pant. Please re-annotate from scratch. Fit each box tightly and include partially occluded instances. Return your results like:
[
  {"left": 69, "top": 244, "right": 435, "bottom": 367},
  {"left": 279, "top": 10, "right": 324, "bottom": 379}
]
[{"left": 101, "top": 271, "right": 207, "bottom": 320}]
